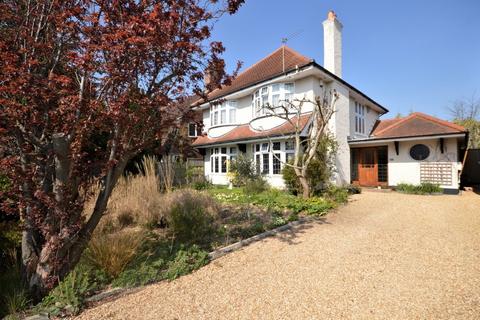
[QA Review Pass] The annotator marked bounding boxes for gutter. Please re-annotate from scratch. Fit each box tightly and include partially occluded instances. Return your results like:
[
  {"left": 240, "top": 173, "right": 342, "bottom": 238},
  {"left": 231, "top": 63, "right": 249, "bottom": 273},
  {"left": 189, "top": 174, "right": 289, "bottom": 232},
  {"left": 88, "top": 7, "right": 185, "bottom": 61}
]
[
  {"left": 348, "top": 132, "right": 467, "bottom": 145},
  {"left": 193, "top": 61, "right": 389, "bottom": 114}
]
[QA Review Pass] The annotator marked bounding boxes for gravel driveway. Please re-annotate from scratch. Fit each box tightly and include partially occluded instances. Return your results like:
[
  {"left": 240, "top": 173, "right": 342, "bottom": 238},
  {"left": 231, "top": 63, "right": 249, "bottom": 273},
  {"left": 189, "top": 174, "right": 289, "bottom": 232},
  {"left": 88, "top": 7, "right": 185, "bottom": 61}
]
[{"left": 77, "top": 191, "right": 480, "bottom": 319}]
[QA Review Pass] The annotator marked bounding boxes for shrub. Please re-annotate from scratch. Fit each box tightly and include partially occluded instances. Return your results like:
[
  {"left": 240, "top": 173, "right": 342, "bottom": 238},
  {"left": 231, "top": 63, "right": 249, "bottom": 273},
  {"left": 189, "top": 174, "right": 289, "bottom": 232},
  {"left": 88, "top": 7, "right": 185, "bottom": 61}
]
[
  {"left": 84, "top": 229, "right": 144, "bottom": 278},
  {"left": 243, "top": 176, "right": 269, "bottom": 195},
  {"left": 325, "top": 186, "right": 349, "bottom": 204},
  {"left": 40, "top": 264, "right": 93, "bottom": 316},
  {"left": 164, "top": 245, "right": 209, "bottom": 280},
  {"left": 85, "top": 156, "right": 166, "bottom": 230},
  {"left": 116, "top": 210, "right": 135, "bottom": 228},
  {"left": 165, "top": 189, "right": 218, "bottom": 245},
  {"left": 0, "top": 265, "right": 28, "bottom": 318},
  {"left": 282, "top": 163, "right": 300, "bottom": 195},
  {"left": 190, "top": 177, "right": 212, "bottom": 190},
  {"left": 4, "top": 289, "right": 29, "bottom": 318},
  {"left": 396, "top": 182, "right": 442, "bottom": 195},
  {"left": 282, "top": 135, "right": 337, "bottom": 196},
  {"left": 345, "top": 184, "right": 361, "bottom": 194},
  {"left": 228, "top": 154, "right": 256, "bottom": 186},
  {"left": 113, "top": 258, "right": 165, "bottom": 287}
]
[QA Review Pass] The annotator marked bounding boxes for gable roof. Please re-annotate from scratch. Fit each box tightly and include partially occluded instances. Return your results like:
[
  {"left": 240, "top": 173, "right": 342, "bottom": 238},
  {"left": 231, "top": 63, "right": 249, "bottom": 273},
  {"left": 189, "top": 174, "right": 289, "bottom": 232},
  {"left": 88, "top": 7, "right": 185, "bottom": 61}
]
[
  {"left": 370, "top": 112, "right": 466, "bottom": 139},
  {"left": 193, "top": 114, "right": 311, "bottom": 147},
  {"left": 206, "top": 46, "right": 312, "bottom": 101}
]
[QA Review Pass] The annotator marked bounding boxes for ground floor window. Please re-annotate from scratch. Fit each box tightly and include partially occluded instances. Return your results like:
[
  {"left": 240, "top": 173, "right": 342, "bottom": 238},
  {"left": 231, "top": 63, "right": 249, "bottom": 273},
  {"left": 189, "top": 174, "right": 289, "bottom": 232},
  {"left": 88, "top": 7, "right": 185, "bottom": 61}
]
[
  {"left": 210, "top": 146, "right": 237, "bottom": 174},
  {"left": 253, "top": 140, "right": 295, "bottom": 175}
]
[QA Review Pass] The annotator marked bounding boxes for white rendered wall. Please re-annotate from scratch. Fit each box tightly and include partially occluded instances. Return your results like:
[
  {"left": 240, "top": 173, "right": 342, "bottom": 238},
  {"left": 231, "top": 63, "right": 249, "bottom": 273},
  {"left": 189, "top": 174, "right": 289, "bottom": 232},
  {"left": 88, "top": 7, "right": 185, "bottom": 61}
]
[
  {"left": 387, "top": 138, "right": 461, "bottom": 189},
  {"left": 328, "top": 81, "right": 351, "bottom": 185}
]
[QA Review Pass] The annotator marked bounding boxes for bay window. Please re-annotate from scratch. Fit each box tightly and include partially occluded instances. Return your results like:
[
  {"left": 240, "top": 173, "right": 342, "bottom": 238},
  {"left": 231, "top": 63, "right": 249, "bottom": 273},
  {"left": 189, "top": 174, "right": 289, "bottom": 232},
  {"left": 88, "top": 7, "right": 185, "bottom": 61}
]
[
  {"left": 253, "top": 140, "right": 295, "bottom": 175},
  {"left": 210, "top": 146, "right": 238, "bottom": 174},
  {"left": 211, "top": 100, "right": 237, "bottom": 126},
  {"left": 253, "top": 83, "right": 295, "bottom": 117}
]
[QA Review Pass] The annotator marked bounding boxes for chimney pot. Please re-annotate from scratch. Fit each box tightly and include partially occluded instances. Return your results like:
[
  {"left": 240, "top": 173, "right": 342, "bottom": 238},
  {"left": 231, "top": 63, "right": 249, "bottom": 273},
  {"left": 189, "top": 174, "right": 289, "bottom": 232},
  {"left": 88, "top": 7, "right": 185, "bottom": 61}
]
[{"left": 327, "top": 10, "right": 337, "bottom": 21}]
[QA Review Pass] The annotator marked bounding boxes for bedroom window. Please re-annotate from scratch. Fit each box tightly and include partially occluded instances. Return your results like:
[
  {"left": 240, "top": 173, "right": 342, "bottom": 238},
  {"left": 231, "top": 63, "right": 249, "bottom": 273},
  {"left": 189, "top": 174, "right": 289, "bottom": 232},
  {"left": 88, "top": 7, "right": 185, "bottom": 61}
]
[
  {"left": 210, "top": 100, "right": 237, "bottom": 126},
  {"left": 253, "top": 83, "right": 295, "bottom": 117},
  {"left": 355, "top": 101, "right": 366, "bottom": 134}
]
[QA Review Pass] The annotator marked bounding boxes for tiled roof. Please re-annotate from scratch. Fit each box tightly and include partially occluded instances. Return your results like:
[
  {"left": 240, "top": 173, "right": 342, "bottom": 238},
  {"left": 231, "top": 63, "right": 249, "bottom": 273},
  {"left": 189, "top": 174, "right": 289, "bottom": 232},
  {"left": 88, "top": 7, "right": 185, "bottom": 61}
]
[
  {"left": 371, "top": 112, "right": 466, "bottom": 139},
  {"left": 193, "top": 114, "right": 311, "bottom": 147},
  {"left": 203, "top": 46, "right": 312, "bottom": 102}
]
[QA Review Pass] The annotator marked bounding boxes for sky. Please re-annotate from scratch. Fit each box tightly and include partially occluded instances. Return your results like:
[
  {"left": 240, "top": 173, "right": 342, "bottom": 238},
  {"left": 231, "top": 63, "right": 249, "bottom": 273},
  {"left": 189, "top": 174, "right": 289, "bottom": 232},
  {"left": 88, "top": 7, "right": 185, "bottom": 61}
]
[{"left": 211, "top": 0, "right": 480, "bottom": 120}]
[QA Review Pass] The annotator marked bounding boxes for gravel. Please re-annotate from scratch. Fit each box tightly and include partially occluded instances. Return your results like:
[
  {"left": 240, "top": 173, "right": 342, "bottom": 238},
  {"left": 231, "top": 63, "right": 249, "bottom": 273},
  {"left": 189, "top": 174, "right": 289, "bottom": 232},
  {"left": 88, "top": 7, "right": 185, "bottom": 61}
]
[{"left": 76, "top": 191, "right": 480, "bottom": 319}]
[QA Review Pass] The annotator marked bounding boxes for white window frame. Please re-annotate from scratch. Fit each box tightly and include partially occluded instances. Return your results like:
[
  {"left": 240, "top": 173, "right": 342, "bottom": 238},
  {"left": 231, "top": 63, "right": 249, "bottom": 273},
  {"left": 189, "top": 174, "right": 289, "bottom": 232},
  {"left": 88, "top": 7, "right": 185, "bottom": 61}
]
[
  {"left": 210, "top": 100, "right": 237, "bottom": 126},
  {"left": 354, "top": 101, "right": 366, "bottom": 134},
  {"left": 253, "top": 141, "right": 294, "bottom": 176},
  {"left": 253, "top": 82, "right": 295, "bottom": 117},
  {"left": 210, "top": 146, "right": 237, "bottom": 174},
  {"left": 188, "top": 123, "right": 199, "bottom": 137}
]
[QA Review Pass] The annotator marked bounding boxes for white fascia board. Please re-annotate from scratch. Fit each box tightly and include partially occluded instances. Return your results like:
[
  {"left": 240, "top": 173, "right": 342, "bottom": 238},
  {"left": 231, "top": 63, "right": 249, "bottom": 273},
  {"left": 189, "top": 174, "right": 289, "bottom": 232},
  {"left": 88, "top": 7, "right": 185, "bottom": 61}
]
[
  {"left": 194, "top": 135, "right": 296, "bottom": 148},
  {"left": 348, "top": 133, "right": 466, "bottom": 145}
]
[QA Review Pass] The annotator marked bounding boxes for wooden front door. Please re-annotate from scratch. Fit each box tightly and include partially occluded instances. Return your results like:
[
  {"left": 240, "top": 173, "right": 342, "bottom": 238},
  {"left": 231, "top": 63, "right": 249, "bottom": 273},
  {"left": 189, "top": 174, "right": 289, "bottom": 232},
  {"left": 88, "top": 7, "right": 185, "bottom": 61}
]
[{"left": 358, "top": 148, "right": 377, "bottom": 186}]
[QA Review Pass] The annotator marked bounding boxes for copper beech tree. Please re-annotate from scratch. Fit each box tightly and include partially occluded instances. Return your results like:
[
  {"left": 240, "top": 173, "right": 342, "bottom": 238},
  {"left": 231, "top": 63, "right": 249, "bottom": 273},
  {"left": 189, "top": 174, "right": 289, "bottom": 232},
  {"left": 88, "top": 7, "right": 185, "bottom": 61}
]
[{"left": 0, "top": 0, "right": 243, "bottom": 298}]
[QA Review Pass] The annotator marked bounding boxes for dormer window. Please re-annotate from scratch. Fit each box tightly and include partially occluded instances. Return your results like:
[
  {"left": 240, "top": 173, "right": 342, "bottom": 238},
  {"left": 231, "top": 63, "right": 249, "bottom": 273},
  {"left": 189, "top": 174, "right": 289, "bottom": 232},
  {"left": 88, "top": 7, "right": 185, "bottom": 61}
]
[
  {"left": 355, "top": 101, "right": 366, "bottom": 134},
  {"left": 211, "top": 100, "right": 237, "bottom": 126},
  {"left": 253, "top": 83, "right": 295, "bottom": 117}
]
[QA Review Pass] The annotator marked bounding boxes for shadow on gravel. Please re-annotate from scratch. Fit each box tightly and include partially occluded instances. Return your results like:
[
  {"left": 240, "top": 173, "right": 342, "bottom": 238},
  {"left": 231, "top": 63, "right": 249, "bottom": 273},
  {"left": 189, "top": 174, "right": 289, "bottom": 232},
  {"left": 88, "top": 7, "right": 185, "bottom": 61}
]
[{"left": 274, "top": 218, "right": 330, "bottom": 245}]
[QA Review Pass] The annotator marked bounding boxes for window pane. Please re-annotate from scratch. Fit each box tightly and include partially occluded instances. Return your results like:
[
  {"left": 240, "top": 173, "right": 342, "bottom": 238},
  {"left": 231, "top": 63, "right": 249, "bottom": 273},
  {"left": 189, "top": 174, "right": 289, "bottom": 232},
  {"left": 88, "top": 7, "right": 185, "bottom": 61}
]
[
  {"left": 220, "top": 110, "right": 226, "bottom": 124},
  {"left": 262, "top": 94, "right": 268, "bottom": 106},
  {"left": 188, "top": 123, "right": 196, "bottom": 137},
  {"left": 284, "top": 93, "right": 293, "bottom": 103},
  {"left": 261, "top": 87, "right": 268, "bottom": 94},
  {"left": 272, "top": 94, "right": 280, "bottom": 106},
  {"left": 211, "top": 156, "right": 214, "bottom": 173},
  {"left": 272, "top": 84, "right": 280, "bottom": 92},
  {"left": 255, "top": 154, "right": 261, "bottom": 173},
  {"left": 285, "top": 140, "right": 294, "bottom": 150},
  {"left": 221, "top": 147, "right": 227, "bottom": 154},
  {"left": 284, "top": 83, "right": 294, "bottom": 93},
  {"left": 256, "top": 144, "right": 260, "bottom": 152},
  {"left": 214, "top": 156, "right": 219, "bottom": 173},
  {"left": 273, "top": 142, "right": 281, "bottom": 150},
  {"left": 261, "top": 143, "right": 269, "bottom": 151},
  {"left": 273, "top": 154, "right": 281, "bottom": 174},
  {"left": 229, "top": 108, "right": 236, "bottom": 123},
  {"left": 286, "top": 153, "right": 294, "bottom": 163},
  {"left": 355, "top": 116, "right": 358, "bottom": 132},
  {"left": 262, "top": 153, "right": 269, "bottom": 174},
  {"left": 221, "top": 156, "right": 227, "bottom": 173},
  {"left": 213, "top": 112, "right": 218, "bottom": 125},
  {"left": 230, "top": 147, "right": 237, "bottom": 154}
]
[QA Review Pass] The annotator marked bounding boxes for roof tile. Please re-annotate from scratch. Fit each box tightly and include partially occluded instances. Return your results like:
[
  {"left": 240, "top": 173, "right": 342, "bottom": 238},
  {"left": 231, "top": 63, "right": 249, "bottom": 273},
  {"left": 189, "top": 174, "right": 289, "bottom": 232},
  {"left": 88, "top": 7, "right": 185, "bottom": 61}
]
[
  {"left": 371, "top": 112, "right": 466, "bottom": 139},
  {"left": 205, "top": 46, "right": 312, "bottom": 101}
]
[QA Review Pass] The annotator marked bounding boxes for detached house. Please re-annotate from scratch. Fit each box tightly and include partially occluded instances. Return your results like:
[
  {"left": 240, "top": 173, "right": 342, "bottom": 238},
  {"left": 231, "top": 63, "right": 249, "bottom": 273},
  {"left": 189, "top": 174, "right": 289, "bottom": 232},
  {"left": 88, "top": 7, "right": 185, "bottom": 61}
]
[{"left": 191, "top": 11, "right": 467, "bottom": 193}]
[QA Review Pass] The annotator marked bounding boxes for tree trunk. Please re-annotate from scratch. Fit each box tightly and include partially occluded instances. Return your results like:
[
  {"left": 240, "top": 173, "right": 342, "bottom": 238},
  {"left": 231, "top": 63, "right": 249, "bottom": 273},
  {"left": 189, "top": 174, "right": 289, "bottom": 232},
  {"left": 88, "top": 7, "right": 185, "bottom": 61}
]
[
  {"left": 21, "top": 158, "right": 129, "bottom": 300},
  {"left": 299, "top": 176, "right": 310, "bottom": 199}
]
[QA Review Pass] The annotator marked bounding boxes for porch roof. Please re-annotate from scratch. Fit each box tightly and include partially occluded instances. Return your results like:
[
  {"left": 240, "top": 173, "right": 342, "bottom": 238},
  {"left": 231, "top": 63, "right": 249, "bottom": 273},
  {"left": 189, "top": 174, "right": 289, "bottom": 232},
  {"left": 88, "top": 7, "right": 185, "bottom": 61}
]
[{"left": 370, "top": 112, "right": 466, "bottom": 139}]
